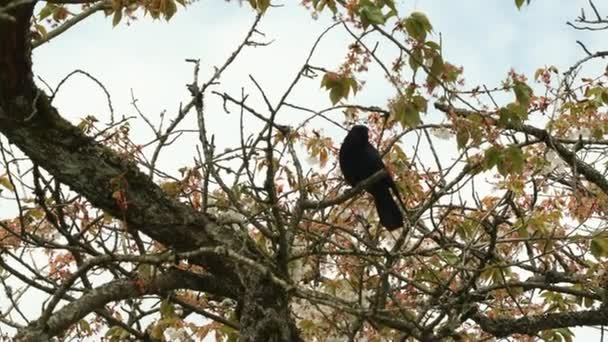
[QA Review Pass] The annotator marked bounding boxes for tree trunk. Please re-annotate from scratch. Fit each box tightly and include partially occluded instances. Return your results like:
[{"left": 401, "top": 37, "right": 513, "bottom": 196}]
[{"left": 0, "top": 3, "right": 300, "bottom": 340}]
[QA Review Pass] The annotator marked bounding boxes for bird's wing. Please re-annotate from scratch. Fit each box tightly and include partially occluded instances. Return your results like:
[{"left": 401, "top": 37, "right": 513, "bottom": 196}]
[
  {"left": 339, "top": 140, "right": 391, "bottom": 185},
  {"left": 359, "top": 143, "right": 388, "bottom": 179}
]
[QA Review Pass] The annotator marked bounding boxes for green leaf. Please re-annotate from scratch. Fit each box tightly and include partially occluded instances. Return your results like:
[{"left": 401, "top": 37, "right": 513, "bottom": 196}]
[
  {"left": 39, "top": 4, "right": 56, "bottom": 20},
  {"left": 506, "top": 145, "right": 525, "bottom": 174},
  {"left": 392, "top": 93, "right": 427, "bottom": 128},
  {"left": 483, "top": 146, "right": 502, "bottom": 170},
  {"left": 34, "top": 24, "right": 48, "bottom": 38},
  {"left": 0, "top": 176, "right": 14, "bottom": 192},
  {"left": 408, "top": 47, "right": 423, "bottom": 72},
  {"left": 499, "top": 102, "right": 528, "bottom": 127},
  {"left": 326, "top": 0, "right": 337, "bottom": 14},
  {"left": 160, "top": 299, "right": 176, "bottom": 319},
  {"left": 320, "top": 72, "right": 338, "bottom": 88},
  {"left": 602, "top": 90, "right": 608, "bottom": 105},
  {"left": 585, "top": 86, "right": 608, "bottom": 106},
  {"left": 592, "top": 127, "right": 604, "bottom": 140},
  {"left": 429, "top": 55, "right": 444, "bottom": 77},
  {"left": 424, "top": 41, "right": 441, "bottom": 51},
  {"left": 149, "top": 8, "right": 160, "bottom": 19},
  {"left": 163, "top": 0, "right": 177, "bottom": 20},
  {"left": 514, "top": 0, "right": 531, "bottom": 9},
  {"left": 360, "top": 4, "right": 386, "bottom": 28},
  {"left": 78, "top": 320, "right": 92, "bottom": 334},
  {"left": 404, "top": 11, "right": 433, "bottom": 41},
  {"left": 583, "top": 296, "right": 594, "bottom": 308},
  {"left": 392, "top": 97, "right": 420, "bottom": 128},
  {"left": 442, "top": 62, "right": 460, "bottom": 83},
  {"left": 555, "top": 328, "right": 574, "bottom": 342},
  {"left": 110, "top": 0, "right": 121, "bottom": 11},
  {"left": 411, "top": 95, "right": 427, "bottom": 112},
  {"left": 315, "top": 0, "right": 338, "bottom": 14},
  {"left": 513, "top": 80, "right": 533, "bottom": 106},
  {"left": 496, "top": 145, "right": 524, "bottom": 176},
  {"left": 347, "top": 77, "right": 358, "bottom": 95},
  {"left": 456, "top": 128, "right": 469, "bottom": 149},
  {"left": 112, "top": 8, "right": 122, "bottom": 26},
  {"left": 427, "top": 54, "right": 444, "bottom": 91},
  {"left": 258, "top": 0, "right": 270, "bottom": 13},
  {"left": 497, "top": 161, "right": 509, "bottom": 177},
  {"left": 105, "top": 326, "right": 129, "bottom": 341},
  {"left": 402, "top": 103, "right": 421, "bottom": 128},
  {"left": 249, "top": 0, "right": 270, "bottom": 13},
  {"left": 314, "top": 0, "right": 324, "bottom": 11},
  {"left": 26, "top": 208, "right": 44, "bottom": 220},
  {"left": 591, "top": 235, "right": 608, "bottom": 258},
  {"left": 329, "top": 86, "right": 345, "bottom": 105},
  {"left": 321, "top": 73, "right": 356, "bottom": 105},
  {"left": 405, "top": 84, "right": 416, "bottom": 97}
]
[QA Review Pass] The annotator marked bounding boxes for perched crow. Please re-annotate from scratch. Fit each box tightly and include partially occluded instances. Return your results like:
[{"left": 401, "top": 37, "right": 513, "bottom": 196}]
[{"left": 339, "top": 125, "right": 403, "bottom": 230}]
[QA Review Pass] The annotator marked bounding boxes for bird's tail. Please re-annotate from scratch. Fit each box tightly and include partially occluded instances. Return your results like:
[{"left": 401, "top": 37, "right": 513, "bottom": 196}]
[{"left": 371, "top": 188, "right": 403, "bottom": 230}]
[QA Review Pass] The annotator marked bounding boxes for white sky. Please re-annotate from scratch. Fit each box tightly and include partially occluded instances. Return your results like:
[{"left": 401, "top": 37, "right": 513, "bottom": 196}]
[
  {"left": 3, "top": 0, "right": 608, "bottom": 339},
  {"left": 31, "top": 0, "right": 608, "bottom": 170}
]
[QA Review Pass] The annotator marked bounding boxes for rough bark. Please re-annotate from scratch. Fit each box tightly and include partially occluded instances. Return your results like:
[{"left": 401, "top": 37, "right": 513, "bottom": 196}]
[
  {"left": 15, "top": 269, "right": 234, "bottom": 341},
  {"left": 239, "top": 272, "right": 302, "bottom": 341},
  {"left": 471, "top": 306, "right": 608, "bottom": 338},
  {"left": 0, "top": 2, "right": 300, "bottom": 340}
]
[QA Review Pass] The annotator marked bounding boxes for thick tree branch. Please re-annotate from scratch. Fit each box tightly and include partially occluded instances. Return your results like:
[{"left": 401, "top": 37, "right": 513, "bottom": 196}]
[
  {"left": 470, "top": 306, "right": 608, "bottom": 338},
  {"left": 15, "top": 269, "right": 231, "bottom": 341},
  {"left": 0, "top": 2, "right": 249, "bottom": 280},
  {"left": 0, "top": 5, "right": 301, "bottom": 340}
]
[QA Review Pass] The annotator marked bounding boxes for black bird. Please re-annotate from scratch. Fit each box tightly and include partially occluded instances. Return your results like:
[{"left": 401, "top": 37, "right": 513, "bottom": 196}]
[{"left": 339, "top": 125, "right": 404, "bottom": 230}]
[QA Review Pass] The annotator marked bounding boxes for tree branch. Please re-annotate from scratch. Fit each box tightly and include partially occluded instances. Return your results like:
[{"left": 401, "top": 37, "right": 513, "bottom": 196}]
[
  {"left": 16, "top": 269, "right": 231, "bottom": 341},
  {"left": 470, "top": 306, "right": 608, "bottom": 338},
  {"left": 302, "top": 170, "right": 388, "bottom": 210},
  {"left": 32, "top": 1, "right": 110, "bottom": 49},
  {"left": 434, "top": 102, "right": 608, "bottom": 195}
]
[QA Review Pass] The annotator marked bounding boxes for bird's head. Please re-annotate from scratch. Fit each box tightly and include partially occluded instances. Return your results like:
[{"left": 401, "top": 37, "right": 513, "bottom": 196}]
[{"left": 345, "top": 125, "right": 370, "bottom": 146}]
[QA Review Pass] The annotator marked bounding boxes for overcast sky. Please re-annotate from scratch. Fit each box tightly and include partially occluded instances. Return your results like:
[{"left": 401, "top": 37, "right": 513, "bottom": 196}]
[
  {"left": 3, "top": 0, "right": 608, "bottom": 339},
  {"left": 29, "top": 0, "right": 608, "bottom": 171}
]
